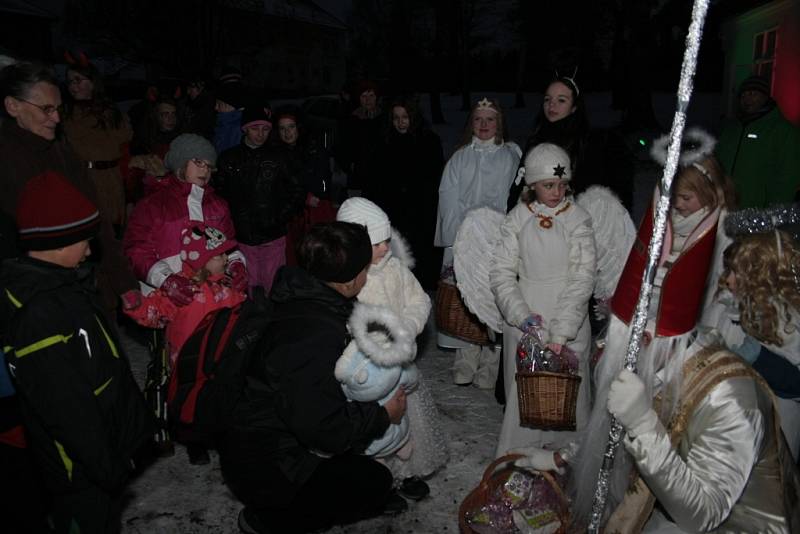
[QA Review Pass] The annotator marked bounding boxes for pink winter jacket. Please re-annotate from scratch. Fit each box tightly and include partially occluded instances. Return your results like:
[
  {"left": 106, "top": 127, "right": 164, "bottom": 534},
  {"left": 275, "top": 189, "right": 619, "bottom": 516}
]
[
  {"left": 123, "top": 174, "right": 236, "bottom": 287},
  {"left": 124, "top": 269, "right": 247, "bottom": 364}
]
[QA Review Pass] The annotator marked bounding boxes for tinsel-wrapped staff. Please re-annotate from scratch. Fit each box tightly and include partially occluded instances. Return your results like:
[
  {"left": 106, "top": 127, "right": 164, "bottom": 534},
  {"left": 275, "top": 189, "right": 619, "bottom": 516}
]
[{"left": 587, "top": 0, "right": 711, "bottom": 531}]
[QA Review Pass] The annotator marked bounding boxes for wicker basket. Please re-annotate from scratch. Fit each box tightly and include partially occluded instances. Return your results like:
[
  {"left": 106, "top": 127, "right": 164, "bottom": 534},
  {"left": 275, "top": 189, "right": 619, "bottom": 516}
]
[
  {"left": 516, "top": 371, "right": 582, "bottom": 430},
  {"left": 458, "top": 454, "right": 569, "bottom": 534},
  {"left": 435, "top": 281, "right": 490, "bottom": 345}
]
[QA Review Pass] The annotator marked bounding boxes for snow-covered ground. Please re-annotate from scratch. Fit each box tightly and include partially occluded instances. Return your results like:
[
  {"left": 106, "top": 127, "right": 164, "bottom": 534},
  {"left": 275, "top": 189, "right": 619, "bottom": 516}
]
[{"left": 120, "top": 313, "right": 504, "bottom": 534}]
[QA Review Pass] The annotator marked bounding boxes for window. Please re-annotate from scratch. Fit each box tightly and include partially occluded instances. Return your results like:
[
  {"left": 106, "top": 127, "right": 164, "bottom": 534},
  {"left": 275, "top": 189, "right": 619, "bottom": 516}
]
[{"left": 753, "top": 28, "right": 778, "bottom": 88}]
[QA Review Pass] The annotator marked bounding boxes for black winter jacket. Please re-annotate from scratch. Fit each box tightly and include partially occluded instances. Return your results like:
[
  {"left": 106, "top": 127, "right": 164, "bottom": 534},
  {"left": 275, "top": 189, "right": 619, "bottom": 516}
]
[
  {"left": 226, "top": 267, "right": 390, "bottom": 497},
  {"left": 278, "top": 139, "right": 332, "bottom": 200},
  {"left": 214, "top": 143, "right": 305, "bottom": 245},
  {"left": 0, "top": 257, "right": 154, "bottom": 494}
]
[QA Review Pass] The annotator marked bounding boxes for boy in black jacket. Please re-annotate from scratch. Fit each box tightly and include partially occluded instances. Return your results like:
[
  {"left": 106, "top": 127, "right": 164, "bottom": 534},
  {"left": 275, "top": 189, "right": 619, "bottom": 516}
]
[{"left": 1, "top": 171, "right": 154, "bottom": 533}]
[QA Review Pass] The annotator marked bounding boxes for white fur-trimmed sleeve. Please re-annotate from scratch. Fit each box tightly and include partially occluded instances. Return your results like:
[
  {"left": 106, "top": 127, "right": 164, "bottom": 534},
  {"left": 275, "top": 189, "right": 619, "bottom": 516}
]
[{"left": 491, "top": 205, "right": 531, "bottom": 329}]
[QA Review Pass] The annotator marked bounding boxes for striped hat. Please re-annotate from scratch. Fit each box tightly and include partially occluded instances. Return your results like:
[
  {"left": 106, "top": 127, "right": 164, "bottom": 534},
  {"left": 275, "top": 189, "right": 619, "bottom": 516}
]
[{"left": 16, "top": 171, "right": 100, "bottom": 250}]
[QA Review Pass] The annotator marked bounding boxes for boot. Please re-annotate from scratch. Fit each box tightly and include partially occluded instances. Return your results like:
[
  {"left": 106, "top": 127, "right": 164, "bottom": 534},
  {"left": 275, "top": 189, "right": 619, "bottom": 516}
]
[
  {"left": 453, "top": 345, "right": 481, "bottom": 385},
  {"left": 474, "top": 346, "right": 501, "bottom": 390}
]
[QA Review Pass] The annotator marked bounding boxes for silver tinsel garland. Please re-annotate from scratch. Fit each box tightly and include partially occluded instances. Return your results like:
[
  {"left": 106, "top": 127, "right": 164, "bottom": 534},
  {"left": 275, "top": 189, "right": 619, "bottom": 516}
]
[
  {"left": 586, "top": 0, "right": 711, "bottom": 531},
  {"left": 724, "top": 204, "right": 800, "bottom": 238}
]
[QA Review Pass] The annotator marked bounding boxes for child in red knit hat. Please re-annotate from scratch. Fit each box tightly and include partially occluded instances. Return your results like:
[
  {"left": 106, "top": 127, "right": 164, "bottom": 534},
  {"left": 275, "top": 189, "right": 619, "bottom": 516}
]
[{"left": 1, "top": 170, "right": 154, "bottom": 533}]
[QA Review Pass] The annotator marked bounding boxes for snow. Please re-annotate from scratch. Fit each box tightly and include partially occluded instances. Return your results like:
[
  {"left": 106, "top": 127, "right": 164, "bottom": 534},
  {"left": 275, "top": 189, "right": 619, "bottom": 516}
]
[{"left": 120, "top": 314, "right": 504, "bottom": 533}]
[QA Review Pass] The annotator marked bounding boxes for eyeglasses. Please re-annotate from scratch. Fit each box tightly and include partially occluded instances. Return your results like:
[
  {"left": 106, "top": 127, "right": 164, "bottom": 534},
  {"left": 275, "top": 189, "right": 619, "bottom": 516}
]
[
  {"left": 15, "top": 98, "right": 62, "bottom": 117},
  {"left": 190, "top": 158, "right": 217, "bottom": 172}
]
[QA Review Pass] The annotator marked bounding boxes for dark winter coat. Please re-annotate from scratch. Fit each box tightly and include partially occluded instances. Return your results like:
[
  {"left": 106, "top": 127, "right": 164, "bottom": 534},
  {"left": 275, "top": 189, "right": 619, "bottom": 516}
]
[
  {"left": 507, "top": 116, "right": 635, "bottom": 212},
  {"left": 370, "top": 128, "right": 444, "bottom": 289},
  {"left": 215, "top": 143, "right": 305, "bottom": 245},
  {"left": 339, "top": 110, "right": 384, "bottom": 191},
  {"left": 0, "top": 257, "right": 154, "bottom": 494},
  {"left": 279, "top": 139, "right": 332, "bottom": 200},
  {"left": 0, "top": 120, "right": 137, "bottom": 293},
  {"left": 716, "top": 104, "right": 800, "bottom": 208},
  {"left": 224, "top": 267, "right": 390, "bottom": 498}
]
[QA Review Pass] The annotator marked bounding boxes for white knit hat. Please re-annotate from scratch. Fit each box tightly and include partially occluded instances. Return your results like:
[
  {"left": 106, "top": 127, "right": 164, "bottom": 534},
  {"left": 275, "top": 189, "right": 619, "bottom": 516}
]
[
  {"left": 522, "top": 143, "right": 572, "bottom": 185},
  {"left": 337, "top": 197, "right": 391, "bottom": 245}
]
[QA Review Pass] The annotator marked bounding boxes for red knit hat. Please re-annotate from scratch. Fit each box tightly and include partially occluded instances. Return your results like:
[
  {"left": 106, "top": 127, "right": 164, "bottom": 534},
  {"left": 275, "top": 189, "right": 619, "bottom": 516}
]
[
  {"left": 179, "top": 223, "right": 237, "bottom": 272},
  {"left": 16, "top": 171, "right": 100, "bottom": 251}
]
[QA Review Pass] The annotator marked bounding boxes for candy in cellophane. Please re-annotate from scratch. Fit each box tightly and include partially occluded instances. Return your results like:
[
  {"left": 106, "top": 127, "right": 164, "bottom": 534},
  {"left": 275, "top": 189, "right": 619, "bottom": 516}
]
[
  {"left": 516, "top": 323, "right": 578, "bottom": 375},
  {"left": 465, "top": 468, "right": 564, "bottom": 533}
]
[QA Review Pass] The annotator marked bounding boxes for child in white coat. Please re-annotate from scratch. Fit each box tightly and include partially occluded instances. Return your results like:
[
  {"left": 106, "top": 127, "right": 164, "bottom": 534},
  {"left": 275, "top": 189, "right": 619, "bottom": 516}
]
[
  {"left": 337, "top": 197, "right": 448, "bottom": 501},
  {"left": 491, "top": 143, "right": 596, "bottom": 455}
]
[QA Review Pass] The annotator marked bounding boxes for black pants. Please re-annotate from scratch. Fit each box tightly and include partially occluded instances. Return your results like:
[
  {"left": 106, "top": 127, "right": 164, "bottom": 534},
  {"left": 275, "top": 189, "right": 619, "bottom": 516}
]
[
  {"left": 50, "top": 483, "right": 120, "bottom": 534},
  {"left": 0, "top": 442, "right": 50, "bottom": 533},
  {"left": 225, "top": 451, "right": 393, "bottom": 533}
]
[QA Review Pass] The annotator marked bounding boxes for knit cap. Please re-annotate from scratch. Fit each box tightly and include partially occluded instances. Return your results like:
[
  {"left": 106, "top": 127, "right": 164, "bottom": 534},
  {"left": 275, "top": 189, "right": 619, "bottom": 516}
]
[
  {"left": 336, "top": 197, "right": 391, "bottom": 245},
  {"left": 179, "top": 223, "right": 237, "bottom": 272},
  {"left": 739, "top": 75, "right": 770, "bottom": 96},
  {"left": 164, "top": 133, "right": 217, "bottom": 172},
  {"left": 241, "top": 105, "right": 273, "bottom": 130},
  {"left": 522, "top": 143, "right": 572, "bottom": 185},
  {"left": 16, "top": 170, "right": 100, "bottom": 250}
]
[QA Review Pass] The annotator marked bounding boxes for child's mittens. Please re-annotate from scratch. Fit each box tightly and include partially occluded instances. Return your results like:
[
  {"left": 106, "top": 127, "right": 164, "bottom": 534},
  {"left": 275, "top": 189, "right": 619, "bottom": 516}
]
[
  {"left": 225, "top": 260, "right": 248, "bottom": 293},
  {"left": 120, "top": 289, "right": 142, "bottom": 311},
  {"left": 162, "top": 273, "right": 197, "bottom": 306}
]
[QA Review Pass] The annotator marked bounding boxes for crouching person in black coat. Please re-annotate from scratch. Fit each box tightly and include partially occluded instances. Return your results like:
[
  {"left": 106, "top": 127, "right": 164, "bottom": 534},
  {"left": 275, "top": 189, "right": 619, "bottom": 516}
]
[
  {"left": 0, "top": 171, "right": 155, "bottom": 534},
  {"left": 221, "top": 221, "right": 408, "bottom": 534}
]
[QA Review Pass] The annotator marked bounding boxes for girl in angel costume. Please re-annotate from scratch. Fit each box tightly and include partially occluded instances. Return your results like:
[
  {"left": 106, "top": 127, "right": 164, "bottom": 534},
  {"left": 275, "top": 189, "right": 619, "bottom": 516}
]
[
  {"left": 336, "top": 197, "right": 448, "bottom": 501},
  {"left": 435, "top": 97, "right": 521, "bottom": 388},
  {"left": 491, "top": 143, "right": 597, "bottom": 455},
  {"left": 714, "top": 216, "right": 800, "bottom": 459},
  {"left": 453, "top": 142, "right": 636, "bottom": 456},
  {"left": 510, "top": 129, "right": 800, "bottom": 533}
]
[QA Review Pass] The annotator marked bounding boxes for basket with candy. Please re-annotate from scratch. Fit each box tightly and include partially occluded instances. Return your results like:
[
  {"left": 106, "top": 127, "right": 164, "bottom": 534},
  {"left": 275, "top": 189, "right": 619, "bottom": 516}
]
[
  {"left": 460, "top": 454, "right": 568, "bottom": 534},
  {"left": 515, "top": 318, "right": 581, "bottom": 430}
]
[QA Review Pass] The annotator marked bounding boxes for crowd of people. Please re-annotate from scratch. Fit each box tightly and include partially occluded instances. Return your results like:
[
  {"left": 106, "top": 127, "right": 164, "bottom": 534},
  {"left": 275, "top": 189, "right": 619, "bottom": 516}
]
[{"left": 0, "top": 51, "right": 799, "bottom": 534}]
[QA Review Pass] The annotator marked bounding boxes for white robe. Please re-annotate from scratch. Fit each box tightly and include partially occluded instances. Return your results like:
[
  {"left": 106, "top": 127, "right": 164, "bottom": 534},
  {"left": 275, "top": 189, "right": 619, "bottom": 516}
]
[{"left": 491, "top": 197, "right": 596, "bottom": 455}]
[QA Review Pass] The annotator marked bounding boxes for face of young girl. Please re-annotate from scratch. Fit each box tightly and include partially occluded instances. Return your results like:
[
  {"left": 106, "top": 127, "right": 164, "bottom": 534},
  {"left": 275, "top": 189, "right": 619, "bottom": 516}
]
[
  {"left": 674, "top": 188, "right": 703, "bottom": 217},
  {"left": 472, "top": 109, "right": 498, "bottom": 141},
  {"left": 205, "top": 254, "right": 228, "bottom": 276},
  {"left": 372, "top": 240, "right": 390, "bottom": 264},
  {"left": 543, "top": 82, "right": 576, "bottom": 123},
  {"left": 533, "top": 179, "right": 568, "bottom": 208}
]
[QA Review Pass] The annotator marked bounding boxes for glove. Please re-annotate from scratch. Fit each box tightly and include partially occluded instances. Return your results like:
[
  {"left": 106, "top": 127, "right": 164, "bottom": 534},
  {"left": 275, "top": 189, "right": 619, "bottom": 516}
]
[
  {"left": 120, "top": 289, "right": 142, "bottom": 311},
  {"left": 607, "top": 369, "right": 659, "bottom": 438},
  {"left": 225, "top": 260, "right": 248, "bottom": 293},
  {"left": 519, "top": 313, "right": 543, "bottom": 333},
  {"left": 162, "top": 274, "right": 197, "bottom": 306},
  {"left": 510, "top": 446, "right": 563, "bottom": 474}
]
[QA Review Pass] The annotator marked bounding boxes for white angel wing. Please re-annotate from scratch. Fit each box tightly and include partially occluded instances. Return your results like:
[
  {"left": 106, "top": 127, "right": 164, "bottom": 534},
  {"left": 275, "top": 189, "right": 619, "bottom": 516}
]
[
  {"left": 576, "top": 185, "right": 637, "bottom": 301},
  {"left": 453, "top": 207, "right": 506, "bottom": 333}
]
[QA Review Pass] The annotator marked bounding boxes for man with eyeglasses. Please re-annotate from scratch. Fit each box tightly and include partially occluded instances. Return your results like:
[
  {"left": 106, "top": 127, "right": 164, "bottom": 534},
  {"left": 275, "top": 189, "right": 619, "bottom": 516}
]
[{"left": 0, "top": 60, "right": 140, "bottom": 533}]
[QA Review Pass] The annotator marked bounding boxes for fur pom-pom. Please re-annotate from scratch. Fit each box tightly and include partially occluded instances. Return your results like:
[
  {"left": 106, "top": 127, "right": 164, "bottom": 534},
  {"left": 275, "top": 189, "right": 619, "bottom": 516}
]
[{"left": 347, "top": 302, "right": 417, "bottom": 367}]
